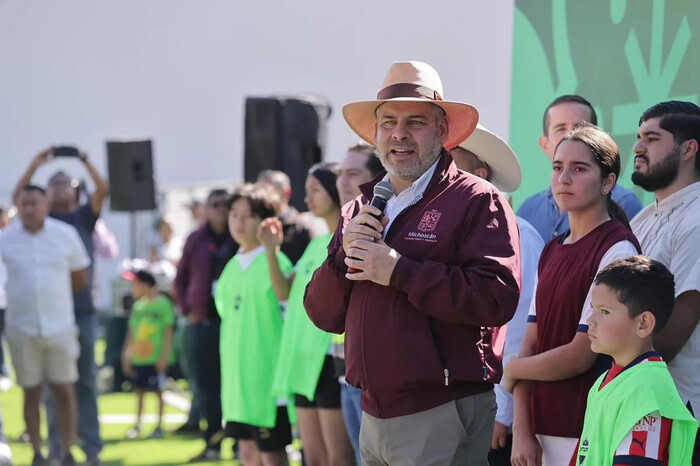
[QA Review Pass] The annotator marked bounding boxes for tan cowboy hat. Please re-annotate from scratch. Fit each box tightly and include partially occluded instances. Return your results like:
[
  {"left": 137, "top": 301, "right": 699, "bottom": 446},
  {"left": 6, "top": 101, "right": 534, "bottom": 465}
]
[
  {"left": 342, "top": 61, "right": 479, "bottom": 150},
  {"left": 456, "top": 124, "right": 522, "bottom": 192}
]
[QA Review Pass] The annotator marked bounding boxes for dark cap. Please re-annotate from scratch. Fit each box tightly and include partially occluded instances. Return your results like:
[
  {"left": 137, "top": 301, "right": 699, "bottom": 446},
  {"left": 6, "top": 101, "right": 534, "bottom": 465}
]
[{"left": 121, "top": 269, "right": 157, "bottom": 287}]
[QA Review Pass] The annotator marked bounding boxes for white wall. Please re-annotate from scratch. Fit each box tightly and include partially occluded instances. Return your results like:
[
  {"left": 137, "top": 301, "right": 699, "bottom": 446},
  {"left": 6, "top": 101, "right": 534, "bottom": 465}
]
[{"left": 0, "top": 1, "right": 515, "bottom": 310}]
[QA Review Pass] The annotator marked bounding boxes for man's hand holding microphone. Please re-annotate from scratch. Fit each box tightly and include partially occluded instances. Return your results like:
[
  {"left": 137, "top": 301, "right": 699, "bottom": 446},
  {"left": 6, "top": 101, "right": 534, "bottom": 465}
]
[{"left": 343, "top": 181, "right": 400, "bottom": 286}]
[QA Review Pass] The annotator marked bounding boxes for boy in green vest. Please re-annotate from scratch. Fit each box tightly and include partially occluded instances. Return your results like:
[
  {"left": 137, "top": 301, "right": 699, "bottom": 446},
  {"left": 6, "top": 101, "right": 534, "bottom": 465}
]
[
  {"left": 573, "top": 255, "right": 697, "bottom": 465},
  {"left": 121, "top": 269, "right": 175, "bottom": 440},
  {"left": 216, "top": 184, "right": 293, "bottom": 466}
]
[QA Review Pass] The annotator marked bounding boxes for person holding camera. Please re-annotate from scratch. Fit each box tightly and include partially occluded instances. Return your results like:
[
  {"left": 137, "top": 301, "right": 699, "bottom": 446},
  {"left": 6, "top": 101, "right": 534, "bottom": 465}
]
[{"left": 13, "top": 146, "right": 109, "bottom": 465}]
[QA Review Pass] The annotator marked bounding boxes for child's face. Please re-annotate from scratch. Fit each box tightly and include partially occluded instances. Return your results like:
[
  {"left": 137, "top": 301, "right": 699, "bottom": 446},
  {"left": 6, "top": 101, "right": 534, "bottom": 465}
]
[
  {"left": 131, "top": 280, "right": 150, "bottom": 300},
  {"left": 228, "top": 198, "right": 262, "bottom": 251},
  {"left": 587, "top": 283, "right": 642, "bottom": 360}
]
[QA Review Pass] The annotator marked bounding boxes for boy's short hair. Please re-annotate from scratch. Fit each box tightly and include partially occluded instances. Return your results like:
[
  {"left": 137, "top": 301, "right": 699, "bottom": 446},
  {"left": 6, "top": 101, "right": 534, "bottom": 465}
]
[
  {"left": 123, "top": 269, "right": 157, "bottom": 288},
  {"left": 227, "top": 183, "right": 276, "bottom": 220},
  {"left": 594, "top": 255, "right": 675, "bottom": 334}
]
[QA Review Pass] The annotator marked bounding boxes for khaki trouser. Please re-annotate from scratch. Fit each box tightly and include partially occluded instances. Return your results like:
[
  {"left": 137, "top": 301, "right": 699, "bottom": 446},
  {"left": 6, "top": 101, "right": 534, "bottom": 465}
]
[{"left": 360, "top": 390, "right": 497, "bottom": 466}]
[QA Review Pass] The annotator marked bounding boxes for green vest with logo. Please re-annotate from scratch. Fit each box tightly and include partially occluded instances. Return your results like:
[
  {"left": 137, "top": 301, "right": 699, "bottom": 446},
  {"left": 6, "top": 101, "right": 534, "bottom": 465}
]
[
  {"left": 576, "top": 361, "right": 697, "bottom": 465},
  {"left": 273, "top": 234, "right": 333, "bottom": 401},
  {"left": 215, "top": 250, "right": 293, "bottom": 428}
]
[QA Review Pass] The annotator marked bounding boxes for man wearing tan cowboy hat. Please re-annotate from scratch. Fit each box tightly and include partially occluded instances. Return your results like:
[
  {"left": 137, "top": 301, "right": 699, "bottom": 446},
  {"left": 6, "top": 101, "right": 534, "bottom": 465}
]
[
  {"left": 305, "top": 61, "right": 521, "bottom": 465},
  {"left": 451, "top": 126, "right": 545, "bottom": 466}
]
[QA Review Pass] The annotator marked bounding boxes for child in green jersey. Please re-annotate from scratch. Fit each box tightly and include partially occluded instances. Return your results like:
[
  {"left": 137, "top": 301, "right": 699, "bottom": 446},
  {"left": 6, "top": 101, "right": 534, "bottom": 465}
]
[
  {"left": 121, "top": 269, "right": 175, "bottom": 440},
  {"left": 259, "top": 163, "right": 355, "bottom": 466},
  {"left": 574, "top": 256, "right": 697, "bottom": 465},
  {"left": 217, "top": 184, "right": 293, "bottom": 466}
]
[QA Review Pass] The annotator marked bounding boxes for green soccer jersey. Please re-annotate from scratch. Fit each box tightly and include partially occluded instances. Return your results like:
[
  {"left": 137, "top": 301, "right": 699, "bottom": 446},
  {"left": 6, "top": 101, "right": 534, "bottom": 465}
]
[
  {"left": 577, "top": 361, "right": 697, "bottom": 465},
  {"left": 128, "top": 295, "right": 176, "bottom": 366},
  {"left": 273, "top": 233, "right": 333, "bottom": 401},
  {"left": 216, "top": 247, "right": 293, "bottom": 428}
]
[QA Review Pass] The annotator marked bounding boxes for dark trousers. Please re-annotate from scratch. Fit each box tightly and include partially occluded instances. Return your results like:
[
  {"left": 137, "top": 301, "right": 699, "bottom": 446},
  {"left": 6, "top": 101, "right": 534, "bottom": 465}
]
[
  {"left": 488, "top": 434, "right": 512, "bottom": 466},
  {"left": 190, "top": 320, "right": 222, "bottom": 450}
]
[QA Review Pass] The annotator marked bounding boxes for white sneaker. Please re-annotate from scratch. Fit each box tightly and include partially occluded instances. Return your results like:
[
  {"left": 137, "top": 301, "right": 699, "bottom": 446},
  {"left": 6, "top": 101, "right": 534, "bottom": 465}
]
[
  {"left": 0, "top": 377, "right": 12, "bottom": 392},
  {"left": 0, "top": 440, "right": 13, "bottom": 466}
]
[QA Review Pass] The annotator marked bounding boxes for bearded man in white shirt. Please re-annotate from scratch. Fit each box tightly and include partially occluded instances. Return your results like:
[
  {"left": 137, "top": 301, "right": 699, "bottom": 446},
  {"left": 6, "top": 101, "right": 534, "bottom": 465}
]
[
  {"left": 0, "top": 185, "right": 90, "bottom": 466},
  {"left": 630, "top": 100, "right": 700, "bottom": 463}
]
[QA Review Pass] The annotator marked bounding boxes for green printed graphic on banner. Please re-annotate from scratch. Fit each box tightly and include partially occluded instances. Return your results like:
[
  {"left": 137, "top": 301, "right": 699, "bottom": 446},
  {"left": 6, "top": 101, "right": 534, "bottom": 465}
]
[{"left": 510, "top": 0, "right": 699, "bottom": 209}]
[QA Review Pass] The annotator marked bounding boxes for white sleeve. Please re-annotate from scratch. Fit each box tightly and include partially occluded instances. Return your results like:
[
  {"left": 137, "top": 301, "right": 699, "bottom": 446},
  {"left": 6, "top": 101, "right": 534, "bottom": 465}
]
[
  {"left": 494, "top": 382, "right": 513, "bottom": 428},
  {"left": 66, "top": 225, "right": 91, "bottom": 271},
  {"left": 527, "top": 273, "right": 539, "bottom": 322},
  {"left": 578, "top": 240, "right": 639, "bottom": 330},
  {"left": 680, "top": 255, "right": 700, "bottom": 296},
  {"left": 670, "top": 222, "right": 700, "bottom": 296}
]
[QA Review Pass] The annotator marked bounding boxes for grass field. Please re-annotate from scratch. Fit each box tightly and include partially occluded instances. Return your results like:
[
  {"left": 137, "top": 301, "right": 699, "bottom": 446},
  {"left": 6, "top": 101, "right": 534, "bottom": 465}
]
[
  {"left": 1, "top": 386, "right": 242, "bottom": 465},
  {"left": 0, "top": 339, "right": 244, "bottom": 465}
]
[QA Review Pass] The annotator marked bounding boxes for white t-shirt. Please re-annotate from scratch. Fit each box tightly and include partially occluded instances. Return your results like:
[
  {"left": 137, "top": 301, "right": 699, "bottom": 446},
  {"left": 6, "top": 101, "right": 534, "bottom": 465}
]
[
  {"left": 0, "top": 217, "right": 90, "bottom": 337},
  {"left": 631, "top": 181, "right": 700, "bottom": 421}
]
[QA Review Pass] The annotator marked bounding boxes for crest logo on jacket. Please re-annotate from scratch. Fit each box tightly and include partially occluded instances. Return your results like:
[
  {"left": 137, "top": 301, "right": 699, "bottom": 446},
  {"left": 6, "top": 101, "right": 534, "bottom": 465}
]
[{"left": 417, "top": 210, "right": 442, "bottom": 232}]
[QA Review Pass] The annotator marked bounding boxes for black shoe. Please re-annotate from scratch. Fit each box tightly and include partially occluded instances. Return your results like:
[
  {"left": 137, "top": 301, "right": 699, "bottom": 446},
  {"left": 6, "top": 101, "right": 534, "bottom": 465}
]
[{"left": 173, "top": 423, "right": 201, "bottom": 435}]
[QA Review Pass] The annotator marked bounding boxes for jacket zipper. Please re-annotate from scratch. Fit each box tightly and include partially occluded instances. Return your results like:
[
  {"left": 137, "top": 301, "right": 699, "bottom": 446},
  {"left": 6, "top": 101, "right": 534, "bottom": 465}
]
[
  {"left": 426, "top": 318, "right": 449, "bottom": 386},
  {"left": 386, "top": 190, "right": 449, "bottom": 387}
]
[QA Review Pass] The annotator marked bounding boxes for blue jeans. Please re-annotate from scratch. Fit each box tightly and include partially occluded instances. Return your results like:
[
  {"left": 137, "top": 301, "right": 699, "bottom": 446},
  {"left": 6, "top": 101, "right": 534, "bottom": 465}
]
[
  {"left": 341, "top": 383, "right": 362, "bottom": 466},
  {"left": 179, "top": 320, "right": 204, "bottom": 426},
  {"left": 46, "top": 313, "right": 103, "bottom": 459}
]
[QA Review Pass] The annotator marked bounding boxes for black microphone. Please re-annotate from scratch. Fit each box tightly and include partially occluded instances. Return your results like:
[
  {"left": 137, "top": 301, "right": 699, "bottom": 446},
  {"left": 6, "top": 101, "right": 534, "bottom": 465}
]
[{"left": 348, "top": 180, "right": 394, "bottom": 273}]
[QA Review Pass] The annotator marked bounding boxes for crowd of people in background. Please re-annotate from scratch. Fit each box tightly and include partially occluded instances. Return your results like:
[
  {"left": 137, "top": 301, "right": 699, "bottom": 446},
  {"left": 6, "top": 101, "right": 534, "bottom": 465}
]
[{"left": 0, "top": 60, "right": 698, "bottom": 466}]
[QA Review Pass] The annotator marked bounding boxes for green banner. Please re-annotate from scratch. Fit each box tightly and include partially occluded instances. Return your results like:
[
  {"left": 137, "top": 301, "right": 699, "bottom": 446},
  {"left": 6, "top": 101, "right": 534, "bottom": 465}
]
[{"left": 510, "top": 0, "right": 699, "bottom": 208}]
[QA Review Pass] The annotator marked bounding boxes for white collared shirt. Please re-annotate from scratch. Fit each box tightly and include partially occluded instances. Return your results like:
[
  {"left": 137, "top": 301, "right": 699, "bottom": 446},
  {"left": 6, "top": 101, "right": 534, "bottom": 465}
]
[
  {"left": 631, "top": 181, "right": 700, "bottom": 421},
  {"left": 382, "top": 158, "right": 440, "bottom": 236},
  {"left": 0, "top": 217, "right": 91, "bottom": 337}
]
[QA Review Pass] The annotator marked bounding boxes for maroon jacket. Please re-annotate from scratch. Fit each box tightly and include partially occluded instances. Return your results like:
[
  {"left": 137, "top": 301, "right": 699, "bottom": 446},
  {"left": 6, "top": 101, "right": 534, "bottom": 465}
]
[{"left": 304, "top": 152, "right": 521, "bottom": 418}]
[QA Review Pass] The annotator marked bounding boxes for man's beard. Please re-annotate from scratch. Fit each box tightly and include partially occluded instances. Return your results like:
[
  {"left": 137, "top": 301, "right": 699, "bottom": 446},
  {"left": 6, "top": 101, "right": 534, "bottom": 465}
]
[
  {"left": 380, "top": 136, "right": 443, "bottom": 182},
  {"left": 632, "top": 144, "right": 681, "bottom": 192}
]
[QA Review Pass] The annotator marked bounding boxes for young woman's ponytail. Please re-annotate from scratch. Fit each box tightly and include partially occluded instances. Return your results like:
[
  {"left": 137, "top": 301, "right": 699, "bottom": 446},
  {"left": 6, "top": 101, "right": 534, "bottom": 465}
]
[{"left": 606, "top": 195, "right": 631, "bottom": 231}]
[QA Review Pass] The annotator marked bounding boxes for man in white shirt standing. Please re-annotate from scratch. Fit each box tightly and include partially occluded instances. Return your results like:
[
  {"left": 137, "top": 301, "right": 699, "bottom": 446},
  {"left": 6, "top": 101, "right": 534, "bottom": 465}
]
[
  {"left": 630, "top": 100, "right": 700, "bottom": 463},
  {"left": 0, "top": 185, "right": 90, "bottom": 466}
]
